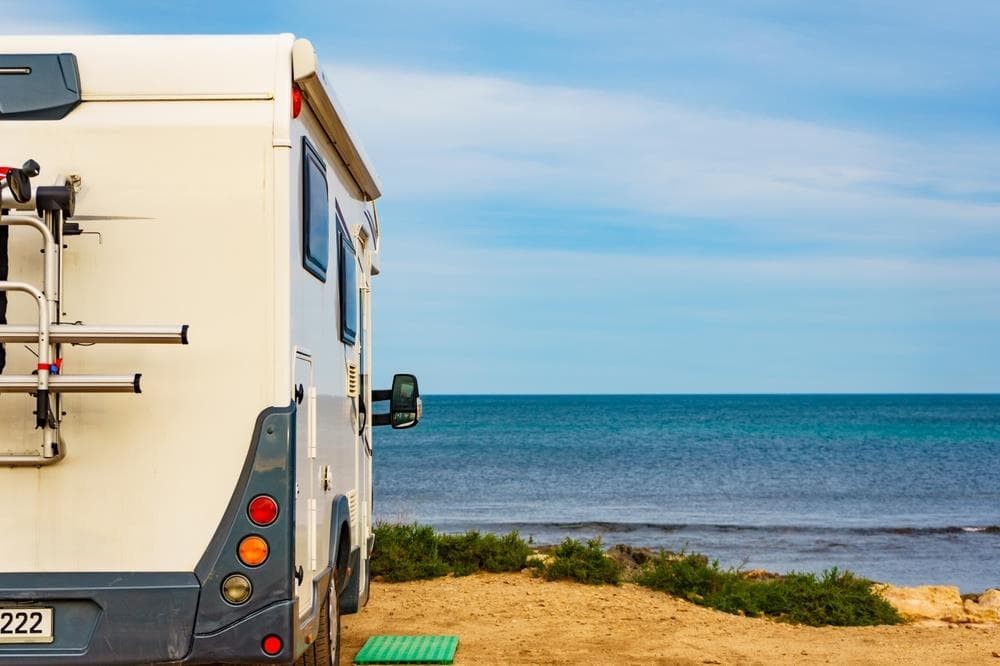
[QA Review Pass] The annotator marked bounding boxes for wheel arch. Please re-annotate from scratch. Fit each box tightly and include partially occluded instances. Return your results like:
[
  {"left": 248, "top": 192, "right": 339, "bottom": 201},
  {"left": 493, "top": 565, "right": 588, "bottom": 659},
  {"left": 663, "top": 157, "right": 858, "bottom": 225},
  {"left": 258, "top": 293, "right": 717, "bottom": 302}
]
[{"left": 328, "top": 494, "right": 352, "bottom": 578}]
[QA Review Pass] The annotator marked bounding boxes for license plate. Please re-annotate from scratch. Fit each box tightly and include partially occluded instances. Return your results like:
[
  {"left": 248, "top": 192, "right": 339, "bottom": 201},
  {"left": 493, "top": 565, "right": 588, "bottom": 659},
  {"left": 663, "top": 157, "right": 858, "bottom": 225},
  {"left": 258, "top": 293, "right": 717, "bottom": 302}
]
[{"left": 0, "top": 608, "right": 53, "bottom": 644}]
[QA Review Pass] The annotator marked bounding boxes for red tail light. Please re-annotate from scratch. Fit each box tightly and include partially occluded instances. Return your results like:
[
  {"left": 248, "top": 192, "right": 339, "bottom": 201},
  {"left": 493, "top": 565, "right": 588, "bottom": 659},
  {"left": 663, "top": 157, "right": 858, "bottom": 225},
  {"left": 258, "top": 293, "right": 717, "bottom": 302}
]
[
  {"left": 262, "top": 634, "right": 283, "bottom": 656},
  {"left": 248, "top": 495, "right": 278, "bottom": 526}
]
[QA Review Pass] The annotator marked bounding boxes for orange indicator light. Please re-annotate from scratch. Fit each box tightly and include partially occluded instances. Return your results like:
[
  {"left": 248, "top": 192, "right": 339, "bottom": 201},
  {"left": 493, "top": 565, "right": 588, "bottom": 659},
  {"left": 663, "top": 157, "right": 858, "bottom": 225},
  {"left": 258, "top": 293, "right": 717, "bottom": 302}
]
[{"left": 238, "top": 535, "right": 269, "bottom": 567}]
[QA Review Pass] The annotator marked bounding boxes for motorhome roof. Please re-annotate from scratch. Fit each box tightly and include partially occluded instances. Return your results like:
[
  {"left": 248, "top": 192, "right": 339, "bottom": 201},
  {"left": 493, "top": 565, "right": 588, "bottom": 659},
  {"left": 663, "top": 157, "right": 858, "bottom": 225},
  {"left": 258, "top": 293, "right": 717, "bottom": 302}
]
[{"left": 1, "top": 34, "right": 382, "bottom": 200}]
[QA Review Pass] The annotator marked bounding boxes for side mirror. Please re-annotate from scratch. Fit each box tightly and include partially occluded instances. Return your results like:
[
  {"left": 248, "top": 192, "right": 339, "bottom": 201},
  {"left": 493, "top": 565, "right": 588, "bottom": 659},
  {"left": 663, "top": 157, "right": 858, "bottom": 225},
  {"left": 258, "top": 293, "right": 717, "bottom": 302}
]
[
  {"left": 389, "top": 373, "right": 421, "bottom": 429},
  {"left": 372, "top": 373, "right": 422, "bottom": 428}
]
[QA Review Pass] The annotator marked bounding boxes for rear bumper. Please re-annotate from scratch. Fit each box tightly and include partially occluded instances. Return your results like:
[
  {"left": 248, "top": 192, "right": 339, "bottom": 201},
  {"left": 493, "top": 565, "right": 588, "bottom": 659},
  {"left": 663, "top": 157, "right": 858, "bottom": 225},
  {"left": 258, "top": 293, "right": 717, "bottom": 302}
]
[
  {"left": 0, "top": 405, "right": 302, "bottom": 664},
  {"left": 0, "top": 572, "right": 199, "bottom": 664},
  {"left": 0, "top": 573, "right": 296, "bottom": 665}
]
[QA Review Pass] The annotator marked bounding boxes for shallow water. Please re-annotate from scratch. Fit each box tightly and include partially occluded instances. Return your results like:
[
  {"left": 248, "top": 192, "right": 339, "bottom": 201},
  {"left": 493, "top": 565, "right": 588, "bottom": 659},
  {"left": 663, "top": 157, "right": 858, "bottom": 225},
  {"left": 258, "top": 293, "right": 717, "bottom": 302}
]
[{"left": 374, "top": 394, "right": 1000, "bottom": 592}]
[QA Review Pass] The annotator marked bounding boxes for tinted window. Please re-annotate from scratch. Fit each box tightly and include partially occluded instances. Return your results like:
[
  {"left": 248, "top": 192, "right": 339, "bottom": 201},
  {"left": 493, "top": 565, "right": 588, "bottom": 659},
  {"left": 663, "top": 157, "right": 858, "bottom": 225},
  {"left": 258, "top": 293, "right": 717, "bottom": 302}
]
[
  {"left": 302, "top": 139, "right": 328, "bottom": 281},
  {"left": 339, "top": 223, "right": 358, "bottom": 345}
]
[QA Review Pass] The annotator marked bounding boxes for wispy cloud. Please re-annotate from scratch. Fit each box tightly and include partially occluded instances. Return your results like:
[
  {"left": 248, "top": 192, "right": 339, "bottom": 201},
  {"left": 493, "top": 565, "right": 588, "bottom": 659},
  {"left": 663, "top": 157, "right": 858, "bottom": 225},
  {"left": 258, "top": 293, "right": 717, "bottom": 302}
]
[
  {"left": 330, "top": 64, "right": 1000, "bottom": 248},
  {"left": 0, "top": 5, "right": 102, "bottom": 34},
  {"left": 374, "top": 231, "right": 1000, "bottom": 392}
]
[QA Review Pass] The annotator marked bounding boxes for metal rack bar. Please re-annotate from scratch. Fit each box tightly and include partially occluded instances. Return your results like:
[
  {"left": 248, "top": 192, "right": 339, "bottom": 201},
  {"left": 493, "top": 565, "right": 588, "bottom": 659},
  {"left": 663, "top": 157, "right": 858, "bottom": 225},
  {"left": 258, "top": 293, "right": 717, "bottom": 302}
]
[
  {"left": 0, "top": 374, "right": 141, "bottom": 393},
  {"left": 0, "top": 324, "right": 188, "bottom": 345},
  {"left": 0, "top": 202, "right": 187, "bottom": 467},
  {"left": 0, "top": 280, "right": 58, "bottom": 466}
]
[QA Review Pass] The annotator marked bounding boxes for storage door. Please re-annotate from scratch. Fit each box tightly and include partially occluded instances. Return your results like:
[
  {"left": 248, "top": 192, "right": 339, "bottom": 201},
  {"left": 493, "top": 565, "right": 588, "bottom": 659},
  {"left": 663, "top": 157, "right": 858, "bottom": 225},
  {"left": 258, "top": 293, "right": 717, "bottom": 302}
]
[{"left": 294, "top": 352, "right": 316, "bottom": 617}]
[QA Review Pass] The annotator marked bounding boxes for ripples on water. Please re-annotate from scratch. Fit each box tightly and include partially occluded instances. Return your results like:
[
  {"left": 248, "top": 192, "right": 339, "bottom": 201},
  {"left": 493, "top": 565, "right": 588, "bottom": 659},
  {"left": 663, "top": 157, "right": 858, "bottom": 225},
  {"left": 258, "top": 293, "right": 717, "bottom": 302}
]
[{"left": 374, "top": 395, "right": 1000, "bottom": 592}]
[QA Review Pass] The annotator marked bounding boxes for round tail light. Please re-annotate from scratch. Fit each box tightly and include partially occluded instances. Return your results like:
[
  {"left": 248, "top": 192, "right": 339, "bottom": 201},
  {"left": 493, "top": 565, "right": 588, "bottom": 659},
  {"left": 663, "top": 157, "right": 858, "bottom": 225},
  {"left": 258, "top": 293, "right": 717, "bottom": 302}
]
[
  {"left": 238, "top": 536, "right": 269, "bottom": 567},
  {"left": 262, "top": 634, "right": 283, "bottom": 656},
  {"left": 248, "top": 495, "right": 278, "bottom": 526},
  {"left": 221, "top": 574, "right": 252, "bottom": 605}
]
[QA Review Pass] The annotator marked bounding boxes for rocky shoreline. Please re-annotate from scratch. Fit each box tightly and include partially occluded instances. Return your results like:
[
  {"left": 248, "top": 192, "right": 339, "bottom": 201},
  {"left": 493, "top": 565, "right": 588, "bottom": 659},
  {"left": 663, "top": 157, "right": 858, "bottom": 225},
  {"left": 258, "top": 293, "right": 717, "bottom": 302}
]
[{"left": 877, "top": 585, "right": 1000, "bottom": 625}]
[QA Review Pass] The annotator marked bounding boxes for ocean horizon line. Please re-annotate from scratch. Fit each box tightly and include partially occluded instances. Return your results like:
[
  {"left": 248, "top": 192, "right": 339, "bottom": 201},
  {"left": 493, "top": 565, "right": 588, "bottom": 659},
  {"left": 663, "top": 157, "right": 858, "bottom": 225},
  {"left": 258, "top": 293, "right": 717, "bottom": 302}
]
[{"left": 421, "top": 392, "right": 1000, "bottom": 397}]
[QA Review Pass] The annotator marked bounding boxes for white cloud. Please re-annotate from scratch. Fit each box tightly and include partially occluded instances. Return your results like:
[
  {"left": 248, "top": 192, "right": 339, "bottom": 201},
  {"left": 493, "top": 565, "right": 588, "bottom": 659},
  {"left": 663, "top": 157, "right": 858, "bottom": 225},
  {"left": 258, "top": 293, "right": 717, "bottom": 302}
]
[
  {"left": 329, "top": 64, "right": 1000, "bottom": 245},
  {"left": 0, "top": 9, "right": 101, "bottom": 35}
]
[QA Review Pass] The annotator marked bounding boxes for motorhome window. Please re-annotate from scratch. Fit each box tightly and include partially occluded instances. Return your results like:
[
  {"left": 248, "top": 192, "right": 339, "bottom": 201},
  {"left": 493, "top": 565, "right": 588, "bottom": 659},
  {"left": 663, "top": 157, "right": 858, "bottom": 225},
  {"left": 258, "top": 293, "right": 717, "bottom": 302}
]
[
  {"left": 338, "top": 225, "right": 358, "bottom": 345},
  {"left": 302, "top": 138, "right": 329, "bottom": 281}
]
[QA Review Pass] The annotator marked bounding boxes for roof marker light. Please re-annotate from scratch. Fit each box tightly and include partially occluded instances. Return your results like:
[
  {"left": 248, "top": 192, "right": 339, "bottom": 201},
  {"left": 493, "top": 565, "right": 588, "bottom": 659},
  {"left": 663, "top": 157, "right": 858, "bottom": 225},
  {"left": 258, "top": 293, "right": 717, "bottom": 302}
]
[{"left": 292, "top": 87, "right": 302, "bottom": 119}]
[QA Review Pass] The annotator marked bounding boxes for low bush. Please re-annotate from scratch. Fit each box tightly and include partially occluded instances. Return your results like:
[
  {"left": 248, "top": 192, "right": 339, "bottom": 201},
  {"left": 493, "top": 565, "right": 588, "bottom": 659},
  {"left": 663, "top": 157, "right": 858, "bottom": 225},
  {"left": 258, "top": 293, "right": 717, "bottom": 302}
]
[
  {"left": 370, "top": 523, "right": 532, "bottom": 581},
  {"left": 438, "top": 530, "right": 533, "bottom": 576},
  {"left": 369, "top": 523, "right": 448, "bottom": 582},
  {"left": 536, "top": 538, "right": 623, "bottom": 585},
  {"left": 636, "top": 554, "right": 902, "bottom": 626}
]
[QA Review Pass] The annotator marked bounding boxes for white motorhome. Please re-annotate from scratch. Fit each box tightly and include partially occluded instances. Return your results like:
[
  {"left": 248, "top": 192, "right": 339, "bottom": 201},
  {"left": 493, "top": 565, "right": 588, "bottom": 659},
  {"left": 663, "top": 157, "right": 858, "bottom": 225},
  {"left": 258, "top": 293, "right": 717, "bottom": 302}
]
[{"left": 0, "top": 35, "right": 420, "bottom": 665}]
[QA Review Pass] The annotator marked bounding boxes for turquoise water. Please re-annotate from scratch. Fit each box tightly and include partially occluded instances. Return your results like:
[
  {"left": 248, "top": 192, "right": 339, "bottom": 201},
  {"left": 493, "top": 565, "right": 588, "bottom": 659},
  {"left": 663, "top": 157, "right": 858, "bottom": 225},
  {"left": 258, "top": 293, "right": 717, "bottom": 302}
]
[{"left": 374, "top": 395, "right": 1000, "bottom": 591}]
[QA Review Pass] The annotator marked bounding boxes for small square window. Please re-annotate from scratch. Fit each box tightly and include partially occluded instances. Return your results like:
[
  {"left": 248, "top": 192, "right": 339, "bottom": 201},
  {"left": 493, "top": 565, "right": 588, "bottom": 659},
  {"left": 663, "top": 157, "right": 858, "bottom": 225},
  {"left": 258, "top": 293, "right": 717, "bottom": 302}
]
[{"left": 302, "top": 138, "right": 328, "bottom": 281}]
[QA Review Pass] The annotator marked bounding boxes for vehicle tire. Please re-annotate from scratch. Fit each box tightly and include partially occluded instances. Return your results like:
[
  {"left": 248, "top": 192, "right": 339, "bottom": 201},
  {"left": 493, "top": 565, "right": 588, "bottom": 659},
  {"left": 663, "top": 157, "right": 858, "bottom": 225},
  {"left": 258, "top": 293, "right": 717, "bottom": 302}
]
[{"left": 308, "top": 575, "right": 341, "bottom": 666}]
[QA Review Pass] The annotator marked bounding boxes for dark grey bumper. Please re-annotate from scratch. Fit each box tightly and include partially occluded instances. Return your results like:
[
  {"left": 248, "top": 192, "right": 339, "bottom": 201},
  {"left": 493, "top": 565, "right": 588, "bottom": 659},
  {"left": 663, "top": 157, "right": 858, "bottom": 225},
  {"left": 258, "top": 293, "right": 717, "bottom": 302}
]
[{"left": 0, "top": 572, "right": 199, "bottom": 664}]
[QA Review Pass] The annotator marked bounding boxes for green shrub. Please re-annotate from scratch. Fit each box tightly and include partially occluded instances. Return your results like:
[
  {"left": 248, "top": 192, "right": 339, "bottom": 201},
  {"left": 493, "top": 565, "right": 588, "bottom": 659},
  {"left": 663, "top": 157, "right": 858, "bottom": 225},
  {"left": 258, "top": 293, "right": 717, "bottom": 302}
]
[
  {"left": 371, "top": 523, "right": 532, "bottom": 581},
  {"left": 636, "top": 554, "right": 902, "bottom": 626},
  {"left": 438, "top": 530, "right": 533, "bottom": 576},
  {"left": 370, "top": 523, "right": 448, "bottom": 582},
  {"left": 751, "top": 568, "right": 902, "bottom": 626},
  {"left": 537, "top": 538, "right": 623, "bottom": 585},
  {"left": 634, "top": 552, "right": 721, "bottom": 601}
]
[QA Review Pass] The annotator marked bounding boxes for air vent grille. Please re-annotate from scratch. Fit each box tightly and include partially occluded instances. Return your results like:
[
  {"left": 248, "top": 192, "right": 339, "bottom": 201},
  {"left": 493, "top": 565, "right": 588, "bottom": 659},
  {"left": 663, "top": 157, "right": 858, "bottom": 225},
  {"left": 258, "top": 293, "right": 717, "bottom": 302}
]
[
  {"left": 347, "top": 362, "right": 359, "bottom": 397},
  {"left": 347, "top": 490, "right": 358, "bottom": 527}
]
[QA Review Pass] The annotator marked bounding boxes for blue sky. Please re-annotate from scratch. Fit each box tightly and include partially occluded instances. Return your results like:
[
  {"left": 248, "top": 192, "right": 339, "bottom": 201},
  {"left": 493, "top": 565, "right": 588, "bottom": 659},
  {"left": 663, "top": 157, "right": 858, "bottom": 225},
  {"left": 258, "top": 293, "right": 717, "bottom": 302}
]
[{"left": 13, "top": 1, "right": 1000, "bottom": 393}]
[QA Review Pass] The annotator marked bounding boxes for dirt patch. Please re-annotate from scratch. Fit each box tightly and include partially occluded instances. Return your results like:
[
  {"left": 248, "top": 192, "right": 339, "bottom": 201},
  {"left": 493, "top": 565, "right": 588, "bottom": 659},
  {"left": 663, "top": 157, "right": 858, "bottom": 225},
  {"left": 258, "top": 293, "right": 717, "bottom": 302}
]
[{"left": 341, "top": 572, "right": 1000, "bottom": 665}]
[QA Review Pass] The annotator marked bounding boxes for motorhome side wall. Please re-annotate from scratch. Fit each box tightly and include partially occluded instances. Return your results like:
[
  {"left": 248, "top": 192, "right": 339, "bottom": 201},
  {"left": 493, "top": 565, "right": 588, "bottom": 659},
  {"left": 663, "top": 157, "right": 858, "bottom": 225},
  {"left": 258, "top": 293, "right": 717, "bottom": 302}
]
[
  {"left": 0, "top": 35, "right": 293, "bottom": 573},
  {"left": 287, "top": 79, "right": 378, "bottom": 614}
]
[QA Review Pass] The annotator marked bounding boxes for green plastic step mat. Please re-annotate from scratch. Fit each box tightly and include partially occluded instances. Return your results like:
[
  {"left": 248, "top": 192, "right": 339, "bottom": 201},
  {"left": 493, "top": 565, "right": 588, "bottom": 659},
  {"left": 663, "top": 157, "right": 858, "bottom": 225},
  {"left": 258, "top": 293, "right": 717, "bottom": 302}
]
[{"left": 354, "top": 635, "right": 459, "bottom": 664}]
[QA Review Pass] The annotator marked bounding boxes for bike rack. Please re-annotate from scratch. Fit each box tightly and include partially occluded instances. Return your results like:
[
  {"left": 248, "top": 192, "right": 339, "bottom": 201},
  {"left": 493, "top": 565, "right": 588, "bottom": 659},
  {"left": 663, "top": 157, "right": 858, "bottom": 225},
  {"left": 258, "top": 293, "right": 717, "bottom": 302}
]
[{"left": 0, "top": 165, "right": 188, "bottom": 466}]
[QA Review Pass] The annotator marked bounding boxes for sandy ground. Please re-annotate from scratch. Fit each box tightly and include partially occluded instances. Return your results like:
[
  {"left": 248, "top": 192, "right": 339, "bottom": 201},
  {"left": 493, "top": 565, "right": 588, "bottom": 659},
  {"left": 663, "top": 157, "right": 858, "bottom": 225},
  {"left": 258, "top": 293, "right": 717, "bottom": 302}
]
[{"left": 341, "top": 572, "right": 1000, "bottom": 665}]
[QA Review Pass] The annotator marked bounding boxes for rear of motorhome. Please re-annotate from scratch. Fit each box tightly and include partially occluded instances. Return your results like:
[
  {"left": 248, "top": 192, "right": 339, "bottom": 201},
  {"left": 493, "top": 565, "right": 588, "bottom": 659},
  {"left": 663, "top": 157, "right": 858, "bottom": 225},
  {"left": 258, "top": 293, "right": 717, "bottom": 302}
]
[{"left": 0, "top": 35, "right": 420, "bottom": 664}]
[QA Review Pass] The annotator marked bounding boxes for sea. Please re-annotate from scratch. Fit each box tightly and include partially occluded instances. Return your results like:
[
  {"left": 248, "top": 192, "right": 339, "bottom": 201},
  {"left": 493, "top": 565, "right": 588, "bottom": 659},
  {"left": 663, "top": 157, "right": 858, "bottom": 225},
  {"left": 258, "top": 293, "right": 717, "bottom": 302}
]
[{"left": 373, "top": 394, "right": 1000, "bottom": 592}]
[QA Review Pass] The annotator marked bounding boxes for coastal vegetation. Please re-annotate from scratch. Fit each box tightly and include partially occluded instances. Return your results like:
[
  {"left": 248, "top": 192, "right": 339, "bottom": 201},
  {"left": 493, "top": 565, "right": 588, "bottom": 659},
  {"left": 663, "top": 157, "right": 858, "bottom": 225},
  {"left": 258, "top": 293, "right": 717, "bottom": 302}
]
[
  {"left": 533, "top": 537, "right": 623, "bottom": 585},
  {"left": 634, "top": 553, "right": 902, "bottom": 626},
  {"left": 370, "top": 522, "right": 531, "bottom": 581},
  {"left": 371, "top": 523, "right": 902, "bottom": 626}
]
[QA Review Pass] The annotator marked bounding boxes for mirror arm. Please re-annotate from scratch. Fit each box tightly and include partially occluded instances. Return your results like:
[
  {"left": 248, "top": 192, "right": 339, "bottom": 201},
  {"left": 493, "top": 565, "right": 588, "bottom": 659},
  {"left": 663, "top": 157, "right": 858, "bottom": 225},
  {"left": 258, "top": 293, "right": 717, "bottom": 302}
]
[
  {"left": 371, "top": 413, "right": 391, "bottom": 427},
  {"left": 372, "top": 389, "right": 392, "bottom": 402}
]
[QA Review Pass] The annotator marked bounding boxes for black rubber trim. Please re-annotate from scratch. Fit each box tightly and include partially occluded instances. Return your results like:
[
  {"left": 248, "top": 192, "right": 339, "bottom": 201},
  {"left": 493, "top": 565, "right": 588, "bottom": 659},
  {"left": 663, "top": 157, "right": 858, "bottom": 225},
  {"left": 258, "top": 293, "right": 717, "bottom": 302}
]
[
  {"left": 180, "top": 323, "right": 189, "bottom": 345},
  {"left": 133, "top": 373, "right": 142, "bottom": 394}
]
